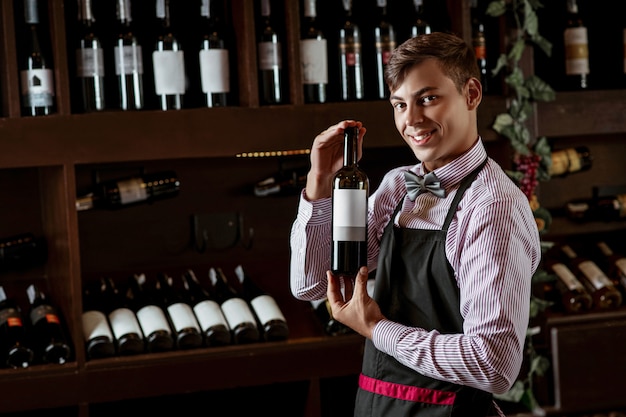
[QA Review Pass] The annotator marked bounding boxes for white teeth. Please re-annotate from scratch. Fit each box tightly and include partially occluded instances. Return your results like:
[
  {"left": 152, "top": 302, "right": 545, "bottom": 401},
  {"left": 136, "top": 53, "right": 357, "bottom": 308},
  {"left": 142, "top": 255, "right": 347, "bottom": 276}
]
[{"left": 412, "top": 132, "right": 429, "bottom": 141}]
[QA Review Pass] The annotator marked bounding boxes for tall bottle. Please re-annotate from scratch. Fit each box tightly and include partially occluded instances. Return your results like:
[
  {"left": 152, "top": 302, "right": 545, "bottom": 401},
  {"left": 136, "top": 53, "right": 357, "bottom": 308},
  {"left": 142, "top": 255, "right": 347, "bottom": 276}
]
[
  {"left": 563, "top": 0, "right": 589, "bottom": 90},
  {"left": 410, "top": 0, "right": 432, "bottom": 38},
  {"left": 257, "top": 0, "right": 284, "bottom": 104},
  {"left": 19, "top": 0, "right": 55, "bottom": 116},
  {"left": 543, "top": 257, "right": 592, "bottom": 314},
  {"left": 181, "top": 269, "right": 231, "bottom": 347},
  {"left": 331, "top": 126, "right": 369, "bottom": 278},
  {"left": 470, "top": 0, "right": 488, "bottom": 93},
  {"left": 76, "top": 0, "right": 106, "bottom": 112},
  {"left": 595, "top": 241, "right": 626, "bottom": 298},
  {"left": 102, "top": 277, "right": 144, "bottom": 355},
  {"left": 153, "top": 0, "right": 185, "bottom": 110},
  {"left": 126, "top": 273, "right": 174, "bottom": 353},
  {"left": 560, "top": 244, "right": 622, "bottom": 310},
  {"left": 300, "top": 0, "right": 327, "bottom": 104},
  {"left": 114, "top": 0, "right": 144, "bottom": 110},
  {"left": 338, "top": 0, "right": 364, "bottom": 101},
  {"left": 234, "top": 265, "right": 289, "bottom": 342},
  {"left": 156, "top": 272, "right": 203, "bottom": 350},
  {"left": 374, "top": 0, "right": 396, "bottom": 100},
  {"left": 199, "top": 0, "right": 230, "bottom": 107},
  {"left": 0, "top": 286, "right": 34, "bottom": 368},
  {"left": 81, "top": 280, "right": 116, "bottom": 359},
  {"left": 26, "top": 284, "right": 72, "bottom": 364},
  {"left": 209, "top": 267, "right": 259, "bottom": 344}
]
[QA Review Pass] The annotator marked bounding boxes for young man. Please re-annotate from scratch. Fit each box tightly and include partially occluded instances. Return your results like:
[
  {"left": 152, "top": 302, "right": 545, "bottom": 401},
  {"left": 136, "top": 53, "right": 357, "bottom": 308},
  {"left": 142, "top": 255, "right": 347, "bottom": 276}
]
[{"left": 289, "top": 32, "right": 541, "bottom": 416}]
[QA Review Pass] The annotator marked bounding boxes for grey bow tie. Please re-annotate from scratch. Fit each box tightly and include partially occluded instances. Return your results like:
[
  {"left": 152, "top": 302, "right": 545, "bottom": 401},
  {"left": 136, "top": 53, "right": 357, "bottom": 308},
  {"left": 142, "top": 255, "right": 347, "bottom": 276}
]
[{"left": 404, "top": 170, "right": 446, "bottom": 200}]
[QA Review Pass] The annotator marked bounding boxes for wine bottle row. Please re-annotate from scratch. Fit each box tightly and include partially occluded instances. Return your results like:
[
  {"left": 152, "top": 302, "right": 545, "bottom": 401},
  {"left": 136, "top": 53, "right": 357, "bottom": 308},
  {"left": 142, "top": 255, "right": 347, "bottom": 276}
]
[
  {"left": 81, "top": 265, "right": 289, "bottom": 361},
  {"left": 564, "top": 185, "right": 626, "bottom": 223}
]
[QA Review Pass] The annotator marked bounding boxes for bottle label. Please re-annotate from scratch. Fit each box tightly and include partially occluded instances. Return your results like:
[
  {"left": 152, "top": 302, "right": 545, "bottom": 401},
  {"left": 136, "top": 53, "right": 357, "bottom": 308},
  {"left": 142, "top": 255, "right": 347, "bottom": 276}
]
[
  {"left": 109, "top": 307, "right": 143, "bottom": 340},
  {"left": 250, "top": 295, "right": 286, "bottom": 325},
  {"left": 221, "top": 297, "right": 257, "bottom": 330},
  {"left": 553, "top": 263, "right": 584, "bottom": 291},
  {"left": 193, "top": 299, "right": 229, "bottom": 331},
  {"left": 0, "top": 307, "right": 21, "bottom": 327},
  {"left": 20, "top": 69, "right": 55, "bottom": 106},
  {"left": 258, "top": 42, "right": 282, "bottom": 70},
  {"left": 616, "top": 258, "right": 626, "bottom": 281},
  {"left": 578, "top": 260, "right": 613, "bottom": 290},
  {"left": 152, "top": 50, "right": 186, "bottom": 94},
  {"left": 333, "top": 189, "right": 367, "bottom": 241},
  {"left": 82, "top": 310, "right": 113, "bottom": 341},
  {"left": 564, "top": 27, "right": 589, "bottom": 75},
  {"left": 199, "top": 49, "right": 230, "bottom": 93},
  {"left": 167, "top": 302, "right": 200, "bottom": 333},
  {"left": 117, "top": 178, "right": 148, "bottom": 205},
  {"left": 30, "top": 304, "right": 57, "bottom": 325},
  {"left": 114, "top": 45, "right": 144, "bottom": 76},
  {"left": 76, "top": 48, "right": 106, "bottom": 77},
  {"left": 300, "top": 39, "right": 328, "bottom": 84},
  {"left": 136, "top": 305, "right": 171, "bottom": 336}
]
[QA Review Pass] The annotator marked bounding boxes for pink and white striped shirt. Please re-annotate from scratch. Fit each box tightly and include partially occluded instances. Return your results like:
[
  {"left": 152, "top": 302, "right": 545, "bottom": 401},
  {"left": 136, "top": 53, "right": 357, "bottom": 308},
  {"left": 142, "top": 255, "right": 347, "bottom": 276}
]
[{"left": 290, "top": 139, "right": 541, "bottom": 395}]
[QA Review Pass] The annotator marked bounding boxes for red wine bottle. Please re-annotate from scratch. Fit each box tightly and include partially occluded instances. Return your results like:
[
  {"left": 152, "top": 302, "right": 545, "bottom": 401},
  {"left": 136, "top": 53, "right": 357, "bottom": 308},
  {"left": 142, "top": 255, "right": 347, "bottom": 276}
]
[
  {"left": 0, "top": 286, "right": 34, "bottom": 368},
  {"left": 76, "top": 0, "right": 106, "bottom": 112},
  {"left": 153, "top": 0, "right": 185, "bottom": 110},
  {"left": 331, "top": 126, "right": 369, "bottom": 278},
  {"left": 338, "top": 0, "right": 364, "bottom": 101},
  {"left": 373, "top": 0, "right": 396, "bottom": 100},
  {"left": 199, "top": 0, "right": 230, "bottom": 107},
  {"left": 114, "top": 0, "right": 144, "bottom": 110},
  {"left": 102, "top": 277, "right": 145, "bottom": 355},
  {"left": 563, "top": 0, "right": 589, "bottom": 90},
  {"left": 410, "top": 0, "right": 431, "bottom": 38},
  {"left": 300, "top": 0, "right": 327, "bottom": 104},
  {"left": 81, "top": 280, "right": 116, "bottom": 359},
  {"left": 257, "top": 0, "right": 284, "bottom": 104}
]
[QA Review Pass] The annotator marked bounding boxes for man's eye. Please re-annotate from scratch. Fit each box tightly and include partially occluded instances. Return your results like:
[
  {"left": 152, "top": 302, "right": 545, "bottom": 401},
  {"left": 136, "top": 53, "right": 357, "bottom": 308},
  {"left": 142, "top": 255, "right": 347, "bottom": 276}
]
[
  {"left": 393, "top": 102, "right": 406, "bottom": 110},
  {"left": 420, "top": 95, "right": 436, "bottom": 104}
]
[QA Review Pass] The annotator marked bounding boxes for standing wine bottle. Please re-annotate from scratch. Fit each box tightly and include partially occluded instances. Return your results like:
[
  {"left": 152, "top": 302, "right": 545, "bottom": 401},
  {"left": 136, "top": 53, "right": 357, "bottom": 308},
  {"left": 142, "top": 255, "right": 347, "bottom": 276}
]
[
  {"left": 338, "top": 0, "right": 364, "bottom": 101},
  {"left": 595, "top": 241, "right": 626, "bottom": 298},
  {"left": 208, "top": 267, "right": 259, "bottom": 344},
  {"left": 102, "top": 277, "right": 144, "bottom": 355},
  {"left": 233, "top": 265, "right": 288, "bottom": 342},
  {"left": 549, "top": 146, "right": 592, "bottom": 177},
  {"left": 0, "top": 286, "right": 34, "bottom": 368},
  {"left": 76, "top": 0, "right": 106, "bottom": 112},
  {"left": 199, "top": 0, "right": 230, "bottom": 107},
  {"left": 543, "top": 258, "right": 592, "bottom": 314},
  {"left": 76, "top": 170, "right": 181, "bottom": 211},
  {"left": 181, "top": 269, "right": 231, "bottom": 347},
  {"left": 563, "top": 0, "right": 589, "bottom": 90},
  {"left": 114, "top": 0, "right": 144, "bottom": 110},
  {"left": 470, "top": 0, "right": 488, "bottom": 93},
  {"left": 26, "top": 284, "right": 72, "bottom": 364},
  {"left": 153, "top": 0, "right": 185, "bottom": 110},
  {"left": 19, "top": 0, "right": 55, "bottom": 116},
  {"left": 374, "top": 0, "right": 396, "bottom": 100},
  {"left": 81, "top": 280, "right": 116, "bottom": 359},
  {"left": 126, "top": 273, "right": 174, "bottom": 353},
  {"left": 560, "top": 244, "right": 622, "bottom": 310},
  {"left": 257, "top": 0, "right": 284, "bottom": 105},
  {"left": 410, "top": 0, "right": 431, "bottom": 38},
  {"left": 155, "top": 272, "right": 203, "bottom": 350},
  {"left": 331, "top": 126, "right": 369, "bottom": 278},
  {"left": 300, "top": 0, "right": 327, "bottom": 104}
]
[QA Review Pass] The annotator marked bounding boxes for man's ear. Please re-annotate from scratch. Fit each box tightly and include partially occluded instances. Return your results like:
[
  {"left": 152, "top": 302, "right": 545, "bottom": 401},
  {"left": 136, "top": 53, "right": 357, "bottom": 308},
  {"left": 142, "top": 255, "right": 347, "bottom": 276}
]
[{"left": 466, "top": 77, "right": 482, "bottom": 110}]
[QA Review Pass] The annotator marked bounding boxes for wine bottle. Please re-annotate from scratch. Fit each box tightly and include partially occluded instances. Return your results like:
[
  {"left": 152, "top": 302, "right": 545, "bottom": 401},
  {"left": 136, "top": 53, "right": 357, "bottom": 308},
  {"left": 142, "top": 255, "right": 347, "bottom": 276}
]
[
  {"left": 181, "top": 269, "right": 231, "bottom": 347},
  {"left": 76, "top": 170, "right": 181, "bottom": 211},
  {"left": 560, "top": 244, "right": 622, "bottom": 310},
  {"left": 199, "top": 0, "right": 230, "bottom": 107},
  {"left": 253, "top": 169, "right": 307, "bottom": 197},
  {"left": 208, "top": 267, "right": 259, "bottom": 344},
  {"left": 155, "top": 272, "right": 203, "bottom": 350},
  {"left": 338, "top": 0, "right": 364, "bottom": 101},
  {"left": 374, "top": 0, "right": 396, "bottom": 100},
  {"left": 310, "top": 298, "right": 353, "bottom": 336},
  {"left": 126, "top": 273, "right": 174, "bottom": 353},
  {"left": 544, "top": 258, "right": 593, "bottom": 314},
  {"left": 331, "top": 126, "right": 369, "bottom": 278},
  {"left": 564, "top": 193, "right": 626, "bottom": 222},
  {"left": 114, "top": 0, "right": 144, "bottom": 111},
  {"left": 153, "top": 0, "right": 185, "bottom": 111},
  {"left": 26, "top": 283, "right": 72, "bottom": 364},
  {"left": 410, "top": 0, "right": 432, "bottom": 38},
  {"left": 102, "top": 277, "right": 144, "bottom": 355},
  {"left": 595, "top": 241, "right": 626, "bottom": 298},
  {"left": 300, "top": 0, "right": 327, "bottom": 104},
  {"left": 76, "top": 0, "right": 106, "bottom": 112},
  {"left": 563, "top": 0, "right": 589, "bottom": 90},
  {"left": 233, "top": 265, "right": 289, "bottom": 342},
  {"left": 0, "top": 286, "right": 34, "bottom": 368},
  {"left": 549, "top": 146, "right": 592, "bottom": 177},
  {"left": 81, "top": 280, "right": 116, "bottom": 359},
  {"left": 0, "top": 232, "right": 47, "bottom": 272},
  {"left": 257, "top": 0, "right": 284, "bottom": 105},
  {"left": 19, "top": 0, "right": 55, "bottom": 116},
  {"left": 470, "top": 0, "right": 488, "bottom": 93}
]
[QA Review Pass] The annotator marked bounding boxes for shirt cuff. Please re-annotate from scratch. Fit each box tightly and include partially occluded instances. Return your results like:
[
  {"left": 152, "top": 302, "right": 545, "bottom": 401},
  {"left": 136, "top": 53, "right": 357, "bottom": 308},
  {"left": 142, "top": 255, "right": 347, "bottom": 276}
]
[
  {"left": 299, "top": 191, "right": 332, "bottom": 225},
  {"left": 372, "top": 319, "right": 411, "bottom": 356}
]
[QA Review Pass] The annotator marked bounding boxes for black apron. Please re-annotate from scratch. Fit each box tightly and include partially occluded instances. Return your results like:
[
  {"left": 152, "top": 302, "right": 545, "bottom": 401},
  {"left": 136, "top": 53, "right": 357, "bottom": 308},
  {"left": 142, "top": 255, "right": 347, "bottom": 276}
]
[{"left": 355, "top": 160, "right": 493, "bottom": 417}]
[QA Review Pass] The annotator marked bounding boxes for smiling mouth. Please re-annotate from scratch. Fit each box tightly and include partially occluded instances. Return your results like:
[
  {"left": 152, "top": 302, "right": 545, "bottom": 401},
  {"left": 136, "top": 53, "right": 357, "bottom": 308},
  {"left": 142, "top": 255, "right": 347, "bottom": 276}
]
[{"left": 408, "top": 130, "right": 434, "bottom": 143}]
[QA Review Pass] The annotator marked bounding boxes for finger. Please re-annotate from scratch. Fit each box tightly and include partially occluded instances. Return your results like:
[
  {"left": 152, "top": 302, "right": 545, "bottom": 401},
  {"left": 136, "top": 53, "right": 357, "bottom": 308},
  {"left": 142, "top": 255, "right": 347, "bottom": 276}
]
[
  {"left": 326, "top": 270, "right": 344, "bottom": 306},
  {"left": 353, "top": 267, "right": 369, "bottom": 300}
]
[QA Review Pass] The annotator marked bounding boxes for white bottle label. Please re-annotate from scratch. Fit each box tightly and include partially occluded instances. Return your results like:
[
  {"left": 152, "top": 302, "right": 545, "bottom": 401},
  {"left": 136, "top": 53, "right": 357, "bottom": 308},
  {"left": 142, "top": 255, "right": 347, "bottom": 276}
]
[
  {"left": 152, "top": 50, "right": 186, "bottom": 94},
  {"left": 564, "top": 27, "right": 589, "bottom": 75},
  {"left": 167, "top": 302, "right": 200, "bottom": 333},
  {"left": 77, "top": 48, "right": 105, "bottom": 77},
  {"left": 578, "top": 260, "right": 613, "bottom": 290},
  {"left": 250, "top": 295, "right": 285, "bottom": 326},
  {"left": 82, "top": 310, "right": 113, "bottom": 342},
  {"left": 221, "top": 298, "right": 257, "bottom": 330},
  {"left": 117, "top": 178, "right": 148, "bottom": 205},
  {"left": 199, "top": 49, "right": 230, "bottom": 93},
  {"left": 136, "top": 305, "right": 171, "bottom": 337},
  {"left": 114, "top": 45, "right": 144, "bottom": 76},
  {"left": 553, "top": 263, "right": 584, "bottom": 291},
  {"left": 108, "top": 307, "right": 143, "bottom": 339},
  {"left": 300, "top": 39, "right": 328, "bottom": 84},
  {"left": 193, "top": 299, "right": 230, "bottom": 331},
  {"left": 333, "top": 189, "right": 367, "bottom": 241},
  {"left": 258, "top": 42, "right": 282, "bottom": 70},
  {"left": 20, "top": 69, "right": 55, "bottom": 106}
]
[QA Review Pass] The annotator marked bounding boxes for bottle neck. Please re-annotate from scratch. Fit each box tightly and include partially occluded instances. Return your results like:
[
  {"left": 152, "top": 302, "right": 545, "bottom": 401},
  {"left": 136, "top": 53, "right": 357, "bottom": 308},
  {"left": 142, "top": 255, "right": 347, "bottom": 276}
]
[{"left": 343, "top": 127, "right": 359, "bottom": 167}]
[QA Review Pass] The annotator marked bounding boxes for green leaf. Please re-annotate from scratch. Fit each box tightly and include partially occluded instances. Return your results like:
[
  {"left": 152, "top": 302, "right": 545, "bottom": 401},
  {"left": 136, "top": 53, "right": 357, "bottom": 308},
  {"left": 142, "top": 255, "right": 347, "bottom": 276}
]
[
  {"left": 526, "top": 75, "right": 556, "bottom": 102},
  {"left": 530, "top": 354, "right": 551, "bottom": 377},
  {"left": 486, "top": 0, "right": 507, "bottom": 17},
  {"left": 530, "top": 33, "right": 553, "bottom": 57},
  {"left": 530, "top": 295, "right": 553, "bottom": 318},
  {"left": 523, "top": 4, "right": 539, "bottom": 36},
  {"left": 508, "top": 38, "right": 526, "bottom": 63},
  {"left": 491, "top": 113, "right": 514, "bottom": 134}
]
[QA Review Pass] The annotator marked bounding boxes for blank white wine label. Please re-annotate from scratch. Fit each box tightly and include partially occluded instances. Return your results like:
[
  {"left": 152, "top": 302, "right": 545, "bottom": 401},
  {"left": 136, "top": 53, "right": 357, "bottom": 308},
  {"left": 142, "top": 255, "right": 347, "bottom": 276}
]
[
  {"left": 136, "top": 305, "right": 171, "bottom": 336},
  {"left": 108, "top": 307, "right": 142, "bottom": 339},
  {"left": 167, "top": 302, "right": 200, "bottom": 333},
  {"left": 199, "top": 49, "right": 230, "bottom": 93},
  {"left": 82, "top": 310, "right": 113, "bottom": 341},
  {"left": 152, "top": 50, "right": 186, "bottom": 94},
  {"left": 553, "top": 263, "right": 584, "bottom": 291},
  {"left": 221, "top": 298, "right": 257, "bottom": 330},
  {"left": 250, "top": 295, "right": 286, "bottom": 325},
  {"left": 333, "top": 189, "right": 367, "bottom": 240},
  {"left": 300, "top": 39, "right": 328, "bottom": 84},
  {"left": 193, "top": 300, "right": 230, "bottom": 331}
]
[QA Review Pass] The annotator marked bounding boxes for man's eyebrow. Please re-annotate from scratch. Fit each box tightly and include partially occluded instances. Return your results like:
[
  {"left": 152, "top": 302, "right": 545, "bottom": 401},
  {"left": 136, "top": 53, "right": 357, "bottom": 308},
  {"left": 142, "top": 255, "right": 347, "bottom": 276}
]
[{"left": 389, "top": 86, "right": 435, "bottom": 102}]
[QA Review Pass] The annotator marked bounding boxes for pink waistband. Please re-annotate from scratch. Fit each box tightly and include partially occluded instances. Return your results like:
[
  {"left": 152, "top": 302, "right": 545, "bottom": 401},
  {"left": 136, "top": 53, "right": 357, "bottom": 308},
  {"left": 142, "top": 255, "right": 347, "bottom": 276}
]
[{"left": 359, "top": 373, "right": 456, "bottom": 405}]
